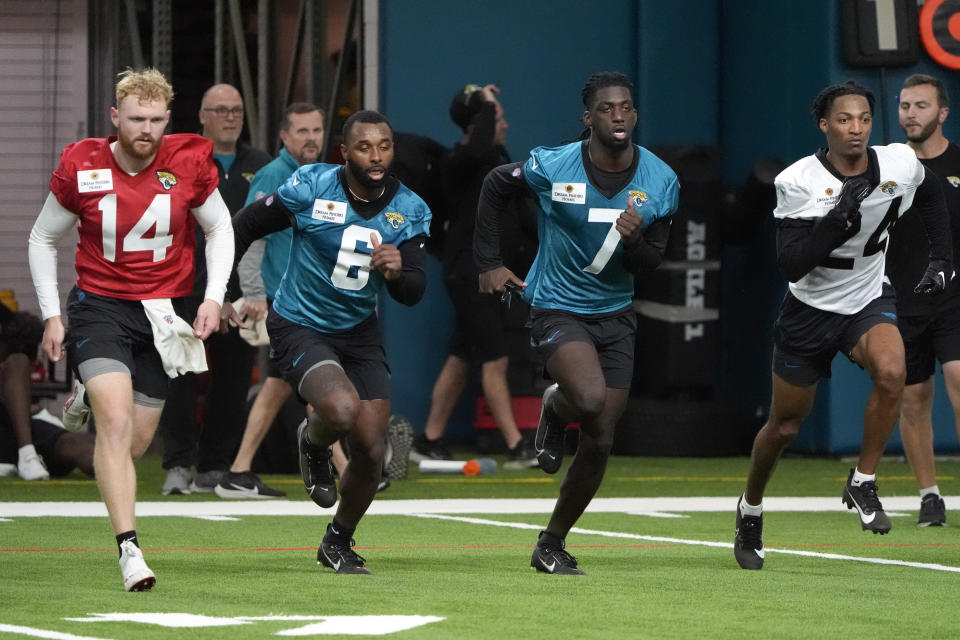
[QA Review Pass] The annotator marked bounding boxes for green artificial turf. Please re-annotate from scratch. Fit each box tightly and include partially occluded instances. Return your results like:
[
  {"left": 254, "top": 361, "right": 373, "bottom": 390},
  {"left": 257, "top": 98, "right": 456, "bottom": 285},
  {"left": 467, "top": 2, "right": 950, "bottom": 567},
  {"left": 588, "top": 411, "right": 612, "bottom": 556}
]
[{"left": 2, "top": 454, "right": 959, "bottom": 639}]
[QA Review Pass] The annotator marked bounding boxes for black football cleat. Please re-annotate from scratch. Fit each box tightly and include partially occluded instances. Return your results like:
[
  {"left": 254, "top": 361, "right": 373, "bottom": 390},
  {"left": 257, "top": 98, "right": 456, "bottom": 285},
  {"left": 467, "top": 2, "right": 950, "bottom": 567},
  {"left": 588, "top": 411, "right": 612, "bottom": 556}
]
[
  {"left": 842, "top": 468, "right": 891, "bottom": 534},
  {"left": 534, "top": 384, "right": 566, "bottom": 474},
  {"left": 734, "top": 496, "right": 764, "bottom": 570},
  {"left": 298, "top": 420, "right": 337, "bottom": 508},
  {"left": 530, "top": 532, "right": 585, "bottom": 575},
  {"left": 917, "top": 493, "right": 947, "bottom": 527}
]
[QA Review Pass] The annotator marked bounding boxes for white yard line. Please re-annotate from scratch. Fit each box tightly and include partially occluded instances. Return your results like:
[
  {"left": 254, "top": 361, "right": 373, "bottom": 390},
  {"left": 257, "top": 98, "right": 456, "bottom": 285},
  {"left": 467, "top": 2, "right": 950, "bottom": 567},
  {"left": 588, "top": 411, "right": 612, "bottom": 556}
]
[
  {"left": 0, "top": 623, "right": 111, "bottom": 640},
  {"left": 410, "top": 513, "right": 960, "bottom": 574},
  {"left": 0, "top": 495, "right": 955, "bottom": 518}
]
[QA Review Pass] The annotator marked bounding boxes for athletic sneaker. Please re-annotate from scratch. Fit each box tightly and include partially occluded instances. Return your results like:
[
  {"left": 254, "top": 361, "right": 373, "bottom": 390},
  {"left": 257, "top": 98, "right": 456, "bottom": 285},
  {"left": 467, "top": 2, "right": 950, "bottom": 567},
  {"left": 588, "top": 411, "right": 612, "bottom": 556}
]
[
  {"left": 190, "top": 470, "right": 224, "bottom": 494},
  {"left": 377, "top": 477, "right": 391, "bottom": 492},
  {"left": 215, "top": 471, "right": 285, "bottom": 499},
  {"left": 917, "top": 493, "right": 947, "bottom": 527},
  {"left": 161, "top": 466, "right": 193, "bottom": 495},
  {"left": 530, "top": 532, "right": 585, "bottom": 575},
  {"left": 733, "top": 496, "right": 764, "bottom": 570},
  {"left": 318, "top": 526, "right": 370, "bottom": 574},
  {"left": 62, "top": 380, "right": 90, "bottom": 432},
  {"left": 841, "top": 468, "right": 892, "bottom": 534},
  {"left": 0, "top": 463, "right": 17, "bottom": 477},
  {"left": 534, "top": 384, "right": 565, "bottom": 474},
  {"left": 17, "top": 451, "right": 49, "bottom": 481},
  {"left": 298, "top": 419, "right": 337, "bottom": 508},
  {"left": 410, "top": 434, "right": 453, "bottom": 461},
  {"left": 119, "top": 540, "right": 156, "bottom": 592},
  {"left": 384, "top": 414, "right": 414, "bottom": 479},
  {"left": 503, "top": 440, "right": 539, "bottom": 470}
]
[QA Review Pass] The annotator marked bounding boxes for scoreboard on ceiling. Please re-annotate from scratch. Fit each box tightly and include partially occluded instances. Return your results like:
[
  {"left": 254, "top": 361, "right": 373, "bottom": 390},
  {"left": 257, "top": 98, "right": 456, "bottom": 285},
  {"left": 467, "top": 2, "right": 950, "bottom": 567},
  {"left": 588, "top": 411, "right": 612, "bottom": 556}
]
[
  {"left": 843, "top": 0, "right": 920, "bottom": 66},
  {"left": 844, "top": 0, "right": 960, "bottom": 70}
]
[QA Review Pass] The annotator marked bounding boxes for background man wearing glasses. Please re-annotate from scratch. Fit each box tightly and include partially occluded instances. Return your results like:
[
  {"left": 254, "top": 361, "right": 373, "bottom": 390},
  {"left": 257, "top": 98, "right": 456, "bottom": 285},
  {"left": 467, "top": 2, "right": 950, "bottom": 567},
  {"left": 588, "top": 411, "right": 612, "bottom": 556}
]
[{"left": 158, "top": 83, "right": 271, "bottom": 495}]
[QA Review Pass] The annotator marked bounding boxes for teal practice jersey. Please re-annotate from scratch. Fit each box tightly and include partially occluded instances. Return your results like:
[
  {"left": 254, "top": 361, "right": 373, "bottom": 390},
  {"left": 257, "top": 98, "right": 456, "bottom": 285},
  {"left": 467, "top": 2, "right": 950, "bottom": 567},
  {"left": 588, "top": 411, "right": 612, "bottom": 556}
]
[
  {"left": 273, "top": 164, "right": 431, "bottom": 332},
  {"left": 522, "top": 142, "right": 679, "bottom": 313}
]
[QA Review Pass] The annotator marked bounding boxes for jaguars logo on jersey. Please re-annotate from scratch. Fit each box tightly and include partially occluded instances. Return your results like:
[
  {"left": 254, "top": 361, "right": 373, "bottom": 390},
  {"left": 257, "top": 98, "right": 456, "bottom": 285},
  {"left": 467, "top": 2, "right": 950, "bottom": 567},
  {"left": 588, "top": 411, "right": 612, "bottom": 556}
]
[
  {"left": 879, "top": 181, "right": 898, "bottom": 196},
  {"left": 629, "top": 190, "right": 648, "bottom": 209},
  {"left": 385, "top": 212, "right": 406, "bottom": 229},
  {"left": 242, "top": 172, "right": 256, "bottom": 183},
  {"left": 947, "top": 176, "right": 960, "bottom": 188},
  {"left": 156, "top": 170, "right": 178, "bottom": 190}
]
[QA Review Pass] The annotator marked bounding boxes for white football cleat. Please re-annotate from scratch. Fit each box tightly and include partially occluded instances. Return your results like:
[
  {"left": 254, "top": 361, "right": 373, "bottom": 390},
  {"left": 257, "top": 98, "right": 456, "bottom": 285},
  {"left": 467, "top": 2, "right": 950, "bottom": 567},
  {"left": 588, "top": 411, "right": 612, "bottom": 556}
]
[
  {"left": 62, "top": 380, "right": 90, "bottom": 432},
  {"left": 119, "top": 540, "right": 156, "bottom": 592}
]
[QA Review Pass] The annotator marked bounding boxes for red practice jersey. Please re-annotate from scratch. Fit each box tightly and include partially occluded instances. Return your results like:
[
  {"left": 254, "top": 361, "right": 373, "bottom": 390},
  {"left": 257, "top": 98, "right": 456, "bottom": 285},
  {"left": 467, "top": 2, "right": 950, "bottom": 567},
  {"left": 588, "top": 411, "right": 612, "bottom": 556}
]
[{"left": 49, "top": 134, "right": 219, "bottom": 300}]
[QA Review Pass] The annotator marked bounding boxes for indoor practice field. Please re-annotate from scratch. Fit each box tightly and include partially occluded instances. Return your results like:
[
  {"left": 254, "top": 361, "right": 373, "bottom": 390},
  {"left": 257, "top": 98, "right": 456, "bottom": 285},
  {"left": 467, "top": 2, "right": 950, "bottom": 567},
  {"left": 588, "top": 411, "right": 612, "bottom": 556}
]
[{"left": 2, "top": 455, "right": 959, "bottom": 639}]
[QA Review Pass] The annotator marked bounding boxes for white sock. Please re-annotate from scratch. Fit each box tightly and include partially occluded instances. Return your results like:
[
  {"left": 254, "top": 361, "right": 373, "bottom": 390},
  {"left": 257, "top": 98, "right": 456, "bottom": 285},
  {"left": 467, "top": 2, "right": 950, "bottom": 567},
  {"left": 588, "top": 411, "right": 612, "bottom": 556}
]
[
  {"left": 851, "top": 468, "right": 875, "bottom": 487},
  {"left": 18, "top": 445, "right": 38, "bottom": 463},
  {"left": 739, "top": 494, "right": 763, "bottom": 517},
  {"left": 920, "top": 485, "right": 940, "bottom": 499}
]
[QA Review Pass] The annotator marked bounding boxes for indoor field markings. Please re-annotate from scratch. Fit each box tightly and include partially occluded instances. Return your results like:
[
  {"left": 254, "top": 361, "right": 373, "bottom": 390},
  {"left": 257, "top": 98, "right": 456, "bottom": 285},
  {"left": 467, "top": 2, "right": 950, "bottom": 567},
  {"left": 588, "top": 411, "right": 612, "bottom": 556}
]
[{"left": 409, "top": 513, "right": 960, "bottom": 574}]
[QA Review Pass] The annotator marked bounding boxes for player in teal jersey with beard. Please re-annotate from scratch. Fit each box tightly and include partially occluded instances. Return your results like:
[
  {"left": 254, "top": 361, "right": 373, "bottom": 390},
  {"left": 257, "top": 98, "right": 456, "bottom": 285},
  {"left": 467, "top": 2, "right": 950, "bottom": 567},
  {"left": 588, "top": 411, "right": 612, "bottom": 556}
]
[
  {"left": 475, "top": 71, "right": 679, "bottom": 574},
  {"left": 228, "top": 110, "right": 430, "bottom": 574}
]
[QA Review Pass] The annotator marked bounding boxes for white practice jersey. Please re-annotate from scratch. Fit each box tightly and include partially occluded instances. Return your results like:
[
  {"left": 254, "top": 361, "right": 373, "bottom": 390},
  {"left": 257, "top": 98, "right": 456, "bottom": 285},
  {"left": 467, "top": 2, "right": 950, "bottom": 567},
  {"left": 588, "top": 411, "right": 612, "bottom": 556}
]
[{"left": 773, "top": 143, "right": 923, "bottom": 314}]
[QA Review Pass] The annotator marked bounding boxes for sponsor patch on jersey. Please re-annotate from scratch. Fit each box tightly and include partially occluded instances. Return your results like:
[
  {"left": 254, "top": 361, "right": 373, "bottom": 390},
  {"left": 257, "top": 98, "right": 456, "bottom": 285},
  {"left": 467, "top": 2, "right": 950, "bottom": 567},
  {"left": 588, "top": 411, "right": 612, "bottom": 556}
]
[
  {"left": 879, "top": 181, "right": 898, "bottom": 196},
  {"left": 552, "top": 182, "right": 586, "bottom": 204},
  {"left": 385, "top": 212, "right": 406, "bottom": 229},
  {"left": 948, "top": 176, "right": 960, "bottom": 188},
  {"left": 511, "top": 166, "right": 522, "bottom": 177},
  {"left": 156, "top": 170, "right": 178, "bottom": 190},
  {"left": 629, "top": 190, "right": 648, "bottom": 209},
  {"left": 312, "top": 198, "right": 347, "bottom": 223},
  {"left": 242, "top": 172, "right": 256, "bottom": 183},
  {"left": 77, "top": 169, "right": 113, "bottom": 193},
  {"left": 815, "top": 185, "right": 840, "bottom": 206}
]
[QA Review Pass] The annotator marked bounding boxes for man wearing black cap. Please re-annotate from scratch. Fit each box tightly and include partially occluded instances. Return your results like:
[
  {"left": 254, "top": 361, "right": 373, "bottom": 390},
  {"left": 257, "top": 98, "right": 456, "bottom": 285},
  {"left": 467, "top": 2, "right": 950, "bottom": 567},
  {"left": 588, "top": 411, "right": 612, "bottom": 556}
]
[{"left": 414, "top": 84, "right": 538, "bottom": 467}]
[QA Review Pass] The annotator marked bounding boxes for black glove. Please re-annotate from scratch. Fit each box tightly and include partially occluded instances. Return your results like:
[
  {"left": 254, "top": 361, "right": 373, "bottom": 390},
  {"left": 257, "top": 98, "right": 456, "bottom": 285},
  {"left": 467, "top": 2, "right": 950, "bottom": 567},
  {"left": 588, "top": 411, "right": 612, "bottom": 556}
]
[
  {"left": 914, "top": 259, "right": 955, "bottom": 295},
  {"left": 833, "top": 177, "right": 874, "bottom": 230}
]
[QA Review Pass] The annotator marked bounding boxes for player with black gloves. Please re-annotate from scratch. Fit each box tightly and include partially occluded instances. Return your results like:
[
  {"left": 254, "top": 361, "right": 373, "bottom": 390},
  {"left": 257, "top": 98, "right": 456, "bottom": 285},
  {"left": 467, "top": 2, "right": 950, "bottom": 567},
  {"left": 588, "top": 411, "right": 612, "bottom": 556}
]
[{"left": 733, "top": 81, "right": 953, "bottom": 571}]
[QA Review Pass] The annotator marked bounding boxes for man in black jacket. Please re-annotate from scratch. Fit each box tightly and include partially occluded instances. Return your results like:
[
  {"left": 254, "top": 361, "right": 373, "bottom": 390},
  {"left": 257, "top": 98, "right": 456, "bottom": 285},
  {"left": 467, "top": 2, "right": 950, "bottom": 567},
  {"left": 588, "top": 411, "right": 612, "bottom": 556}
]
[
  {"left": 159, "top": 84, "right": 271, "bottom": 495},
  {"left": 415, "top": 84, "right": 537, "bottom": 466}
]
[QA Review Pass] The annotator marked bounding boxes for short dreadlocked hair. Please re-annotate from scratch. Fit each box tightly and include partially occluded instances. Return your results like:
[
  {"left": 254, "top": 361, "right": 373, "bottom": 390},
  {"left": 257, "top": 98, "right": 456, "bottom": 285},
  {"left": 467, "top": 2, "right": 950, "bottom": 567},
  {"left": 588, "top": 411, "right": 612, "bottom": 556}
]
[{"left": 810, "top": 80, "right": 875, "bottom": 123}]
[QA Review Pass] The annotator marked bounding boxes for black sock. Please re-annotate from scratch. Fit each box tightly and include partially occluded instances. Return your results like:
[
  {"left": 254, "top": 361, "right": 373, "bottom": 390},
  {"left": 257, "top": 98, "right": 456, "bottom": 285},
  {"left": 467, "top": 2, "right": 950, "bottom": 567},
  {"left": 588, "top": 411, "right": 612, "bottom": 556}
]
[
  {"left": 537, "top": 530, "right": 562, "bottom": 548},
  {"left": 116, "top": 530, "right": 139, "bottom": 557},
  {"left": 325, "top": 519, "right": 355, "bottom": 544}
]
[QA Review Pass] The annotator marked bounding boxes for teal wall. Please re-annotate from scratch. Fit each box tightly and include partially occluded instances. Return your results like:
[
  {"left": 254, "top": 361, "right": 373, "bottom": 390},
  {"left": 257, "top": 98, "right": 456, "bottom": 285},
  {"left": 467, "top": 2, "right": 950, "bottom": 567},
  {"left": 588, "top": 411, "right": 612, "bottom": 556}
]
[{"left": 377, "top": 0, "right": 960, "bottom": 453}]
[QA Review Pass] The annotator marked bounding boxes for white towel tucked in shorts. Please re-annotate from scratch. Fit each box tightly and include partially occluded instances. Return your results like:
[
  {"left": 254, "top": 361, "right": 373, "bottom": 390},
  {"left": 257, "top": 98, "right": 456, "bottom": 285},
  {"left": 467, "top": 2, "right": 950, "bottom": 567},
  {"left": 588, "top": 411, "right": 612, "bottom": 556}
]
[{"left": 141, "top": 299, "right": 208, "bottom": 377}]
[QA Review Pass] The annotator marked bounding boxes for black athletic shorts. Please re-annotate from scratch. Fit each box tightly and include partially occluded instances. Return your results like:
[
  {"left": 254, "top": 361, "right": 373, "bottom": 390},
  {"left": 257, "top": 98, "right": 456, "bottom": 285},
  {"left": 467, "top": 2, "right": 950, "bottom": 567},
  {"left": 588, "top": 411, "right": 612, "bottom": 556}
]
[
  {"left": 0, "top": 413, "right": 73, "bottom": 477},
  {"left": 267, "top": 310, "right": 389, "bottom": 401},
  {"left": 898, "top": 304, "right": 960, "bottom": 385},
  {"left": 772, "top": 284, "right": 898, "bottom": 387},
  {"left": 65, "top": 287, "right": 172, "bottom": 400},
  {"left": 529, "top": 305, "right": 637, "bottom": 389},
  {"left": 445, "top": 279, "right": 508, "bottom": 364}
]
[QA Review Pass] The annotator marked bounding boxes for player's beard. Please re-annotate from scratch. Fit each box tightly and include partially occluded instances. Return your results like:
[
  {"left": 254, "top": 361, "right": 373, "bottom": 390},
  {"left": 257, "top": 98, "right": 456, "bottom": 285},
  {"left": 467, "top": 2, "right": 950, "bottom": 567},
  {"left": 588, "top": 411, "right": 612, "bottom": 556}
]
[
  {"left": 346, "top": 158, "right": 390, "bottom": 191},
  {"left": 905, "top": 118, "right": 939, "bottom": 144},
  {"left": 118, "top": 132, "right": 162, "bottom": 161}
]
